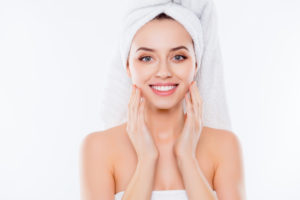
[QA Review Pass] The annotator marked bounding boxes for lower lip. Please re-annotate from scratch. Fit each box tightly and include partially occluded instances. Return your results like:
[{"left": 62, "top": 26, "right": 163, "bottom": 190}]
[{"left": 150, "top": 85, "right": 178, "bottom": 96}]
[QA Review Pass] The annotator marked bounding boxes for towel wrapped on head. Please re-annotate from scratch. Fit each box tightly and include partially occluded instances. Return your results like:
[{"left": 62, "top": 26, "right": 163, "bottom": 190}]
[{"left": 99, "top": 0, "right": 232, "bottom": 132}]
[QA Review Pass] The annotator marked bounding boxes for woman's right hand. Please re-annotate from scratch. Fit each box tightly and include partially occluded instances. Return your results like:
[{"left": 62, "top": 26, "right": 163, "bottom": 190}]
[{"left": 126, "top": 84, "right": 159, "bottom": 161}]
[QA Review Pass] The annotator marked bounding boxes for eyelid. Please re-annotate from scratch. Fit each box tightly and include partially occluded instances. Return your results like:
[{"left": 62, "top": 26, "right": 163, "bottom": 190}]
[
  {"left": 138, "top": 54, "right": 187, "bottom": 62},
  {"left": 173, "top": 54, "right": 187, "bottom": 60},
  {"left": 139, "top": 56, "right": 153, "bottom": 62}
]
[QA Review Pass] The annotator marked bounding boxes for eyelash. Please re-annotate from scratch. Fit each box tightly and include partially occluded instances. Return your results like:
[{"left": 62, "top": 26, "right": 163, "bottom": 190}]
[{"left": 138, "top": 55, "right": 187, "bottom": 62}]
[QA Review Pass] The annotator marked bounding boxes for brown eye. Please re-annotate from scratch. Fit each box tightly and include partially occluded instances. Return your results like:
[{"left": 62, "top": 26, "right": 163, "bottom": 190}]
[
  {"left": 173, "top": 55, "right": 187, "bottom": 61},
  {"left": 139, "top": 56, "right": 152, "bottom": 62}
]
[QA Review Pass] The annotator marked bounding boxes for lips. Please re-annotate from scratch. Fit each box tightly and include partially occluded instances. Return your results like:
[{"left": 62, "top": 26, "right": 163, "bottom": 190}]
[
  {"left": 149, "top": 83, "right": 179, "bottom": 96},
  {"left": 149, "top": 83, "right": 179, "bottom": 86}
]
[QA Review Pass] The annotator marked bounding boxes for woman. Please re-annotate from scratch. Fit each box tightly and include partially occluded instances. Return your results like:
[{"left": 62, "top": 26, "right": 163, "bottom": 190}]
[{"left": 80, "top": 2, "right": 246, "bottom": 200}]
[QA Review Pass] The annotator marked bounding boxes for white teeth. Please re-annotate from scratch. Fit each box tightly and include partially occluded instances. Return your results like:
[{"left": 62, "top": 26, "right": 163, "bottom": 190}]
[{"left": 151, "top": 85, "right": 177, "bottom": 91}]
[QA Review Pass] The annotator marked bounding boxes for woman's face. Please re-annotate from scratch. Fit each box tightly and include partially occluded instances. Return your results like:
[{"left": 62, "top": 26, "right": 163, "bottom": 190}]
[{"left": 126, "top": 18, "right": 197, "bottom": 109}]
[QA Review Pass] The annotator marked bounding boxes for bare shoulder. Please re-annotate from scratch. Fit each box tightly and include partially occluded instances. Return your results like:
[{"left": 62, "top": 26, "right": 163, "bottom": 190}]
[
  {"left": 81, "top": 122, "right": 127, "bottom": 157},
  {"left": 202, "top": 127, "right": 246, "bottom": 199},
  {"left": 80, "top": 123, "right": 127, "bottom": 199},
  {"left": 201, "top": 126, "right": 242, "bottom": 159}
]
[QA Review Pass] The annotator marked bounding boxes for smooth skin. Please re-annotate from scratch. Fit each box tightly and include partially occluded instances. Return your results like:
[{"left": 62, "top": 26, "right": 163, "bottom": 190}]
[
  {"left": 80, "top": 17, "right": 246, "bottom": 200},
  {"left": 126, "top": 84, "right": 158, "bottom": 159},
  {"left": 123, "top": 81, "right": 217, "bottom": 200}
]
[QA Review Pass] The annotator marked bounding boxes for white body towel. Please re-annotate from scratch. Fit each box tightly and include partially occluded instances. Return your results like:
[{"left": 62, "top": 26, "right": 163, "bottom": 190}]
[{"left": 114, "top": 189, "right": 217, "bottom": 200}]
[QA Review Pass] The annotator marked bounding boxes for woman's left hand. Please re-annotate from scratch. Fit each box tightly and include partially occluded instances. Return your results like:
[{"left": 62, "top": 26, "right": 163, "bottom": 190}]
[{"left": 174, "top": 81, "right": 204, "bottom": 159}]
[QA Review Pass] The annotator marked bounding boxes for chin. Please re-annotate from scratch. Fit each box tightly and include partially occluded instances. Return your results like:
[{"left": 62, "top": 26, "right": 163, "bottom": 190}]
[
  {"left": 146, "top": 96, "right": 184, "bottom": 110},
  {"left": 152, "top": 102, "right": 174, "bottom": 110}
]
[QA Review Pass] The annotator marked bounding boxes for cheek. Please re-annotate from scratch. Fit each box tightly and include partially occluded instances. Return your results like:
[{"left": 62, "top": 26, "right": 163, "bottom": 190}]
[
  {"left": 129, "top": 64, "right": 153, "bottom": 85},
  {"left": 174, "top": 64, "right": 195, "bottom": 83}
]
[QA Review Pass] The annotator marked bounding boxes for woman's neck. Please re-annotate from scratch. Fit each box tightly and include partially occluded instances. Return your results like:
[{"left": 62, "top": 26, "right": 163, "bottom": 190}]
[{"left": 144, "top": 101, "right": 186, "bottom": 144}]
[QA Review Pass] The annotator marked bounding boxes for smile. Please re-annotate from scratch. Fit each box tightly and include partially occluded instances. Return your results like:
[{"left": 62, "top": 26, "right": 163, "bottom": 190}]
[{"left": 149, "top": 84, "right": 179, "bottom": 96}]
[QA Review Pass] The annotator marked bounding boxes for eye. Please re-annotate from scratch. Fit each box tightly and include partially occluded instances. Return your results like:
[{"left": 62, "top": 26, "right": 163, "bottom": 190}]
[
  {"left": 173, "top": 55, "right": 187, "bottom": 61},
  {"left": 139, "top": 56, "right": 153, "bottom": 62}
]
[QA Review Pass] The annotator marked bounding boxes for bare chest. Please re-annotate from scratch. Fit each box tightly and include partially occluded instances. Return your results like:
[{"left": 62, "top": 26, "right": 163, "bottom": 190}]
[{"left": 112, "top": 143, "right": 215, "bottom": 194}]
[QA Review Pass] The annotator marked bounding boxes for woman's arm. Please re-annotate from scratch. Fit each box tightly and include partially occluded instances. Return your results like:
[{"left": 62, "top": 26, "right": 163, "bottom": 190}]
[
  {"left": 174, "top": 81, "right": 217, "bottom": 199},
  {"left": 80, "top": 130, "right": 158, "bottom": 200},
  {"left": 80, "top": 132, "right": 115, "bottom": 200},
  {"left": 120, "top": 85, "right": 159, "bottom": 199},
  {"left": 176, "top": 155, "right": 217, "bottom": 200},
  {"left": 121, "top": 155, "right": 158, "bottom": 200},
  {"left": 213, "top": 130, "right": 247, "bottom": 200},
  {"left": 176, "top": 130, "right": 246, "bottom": 200}
]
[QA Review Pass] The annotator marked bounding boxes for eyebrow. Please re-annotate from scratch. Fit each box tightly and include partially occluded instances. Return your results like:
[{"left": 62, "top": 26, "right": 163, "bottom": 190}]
[{"left": 136, "top": 45, "right": 189, "bottom": 53}]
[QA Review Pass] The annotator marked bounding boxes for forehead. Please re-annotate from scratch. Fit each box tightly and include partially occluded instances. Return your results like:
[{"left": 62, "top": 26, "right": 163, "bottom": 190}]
[{"left": 131, "top": 19, "right": 194, "bottom": 52}]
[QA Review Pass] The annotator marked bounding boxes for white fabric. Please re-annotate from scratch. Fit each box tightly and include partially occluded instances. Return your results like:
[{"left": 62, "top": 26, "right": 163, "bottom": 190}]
[
  {"left": 114, "top": 190, "right": 217, "bottom": 200},
  {"left": 99, "top": 0, "right": 232, "bottom": 132}
]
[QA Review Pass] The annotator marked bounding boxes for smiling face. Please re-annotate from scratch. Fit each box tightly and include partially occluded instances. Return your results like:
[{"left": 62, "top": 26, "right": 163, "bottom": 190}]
[{"left": 126, "top": 17, "right": 197, "bottom": 110}]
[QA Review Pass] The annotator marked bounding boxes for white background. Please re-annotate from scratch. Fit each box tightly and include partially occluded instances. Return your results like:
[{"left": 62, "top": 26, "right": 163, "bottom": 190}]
[{"left": 0, "top": 0, "right": 299, "bottom": 199}]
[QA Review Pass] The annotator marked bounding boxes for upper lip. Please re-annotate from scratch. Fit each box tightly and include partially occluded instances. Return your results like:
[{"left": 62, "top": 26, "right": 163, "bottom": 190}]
[{"left": 149, "top": 83, "right": 179, "bottom": 86}]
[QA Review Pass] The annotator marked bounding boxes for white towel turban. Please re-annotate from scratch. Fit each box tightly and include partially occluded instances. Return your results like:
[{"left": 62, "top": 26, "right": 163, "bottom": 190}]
[{"left": 99, "top": 0, "right": 232, "bottom": 132}]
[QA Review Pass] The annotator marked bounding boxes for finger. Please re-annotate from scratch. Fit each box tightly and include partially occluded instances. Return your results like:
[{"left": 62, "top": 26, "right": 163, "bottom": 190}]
[
  {"left": 190, "top": 81, "right": 202, "bottom": 104},
  {"left": 194, "top": 83, "right": 204, "bottom": 120},
  {"left": 184, "top": 93, "right": 194, "bottom": 134},
  {"left": 137, "top": 91, "right": 145, "bottom": 132},
  {"left": 191, "top": 83, "right": 204, "bottom": 132},
  {"left": 185, "top": 92, "right": 193, "bottom": 119},
  {"left": 128, "top": 84, "right": 136, "bottom": 117},
  {"left": 128, "top": 84, "right": 136, "bottom": 108},
  {"left": 133, "top": 86, "right": 141, "bottom": 121},
  {"left": 128, "top": 85, "right": 137, "bottom": 124},
  {"left": 191, "top": 81, "right": 203, "bottom": 105},
  {"left": 190, "top": 81, "right": 202, "bottom": 119},
  {"left": 138, "top": 97, "right": 145, "bottom": 124},
  {"left": 189, "top": 81, "right": 197, "bottom": 112}
]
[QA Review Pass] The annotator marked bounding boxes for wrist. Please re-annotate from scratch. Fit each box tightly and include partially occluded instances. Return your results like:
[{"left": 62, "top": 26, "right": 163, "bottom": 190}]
[
  {"left": 138, "top": 153, "right": 159, "bottom": 164},
  {"left": 176, "top": 154, "right": 197, "bottom": 167},
  {"left": 175, "top": 152, "right": 196, "bottom": 161}
]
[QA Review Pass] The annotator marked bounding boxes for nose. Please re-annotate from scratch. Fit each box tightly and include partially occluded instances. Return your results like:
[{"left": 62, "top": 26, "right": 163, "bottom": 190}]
[{"left": 155, "top": 61, "right": 172, "bottom": 78}]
